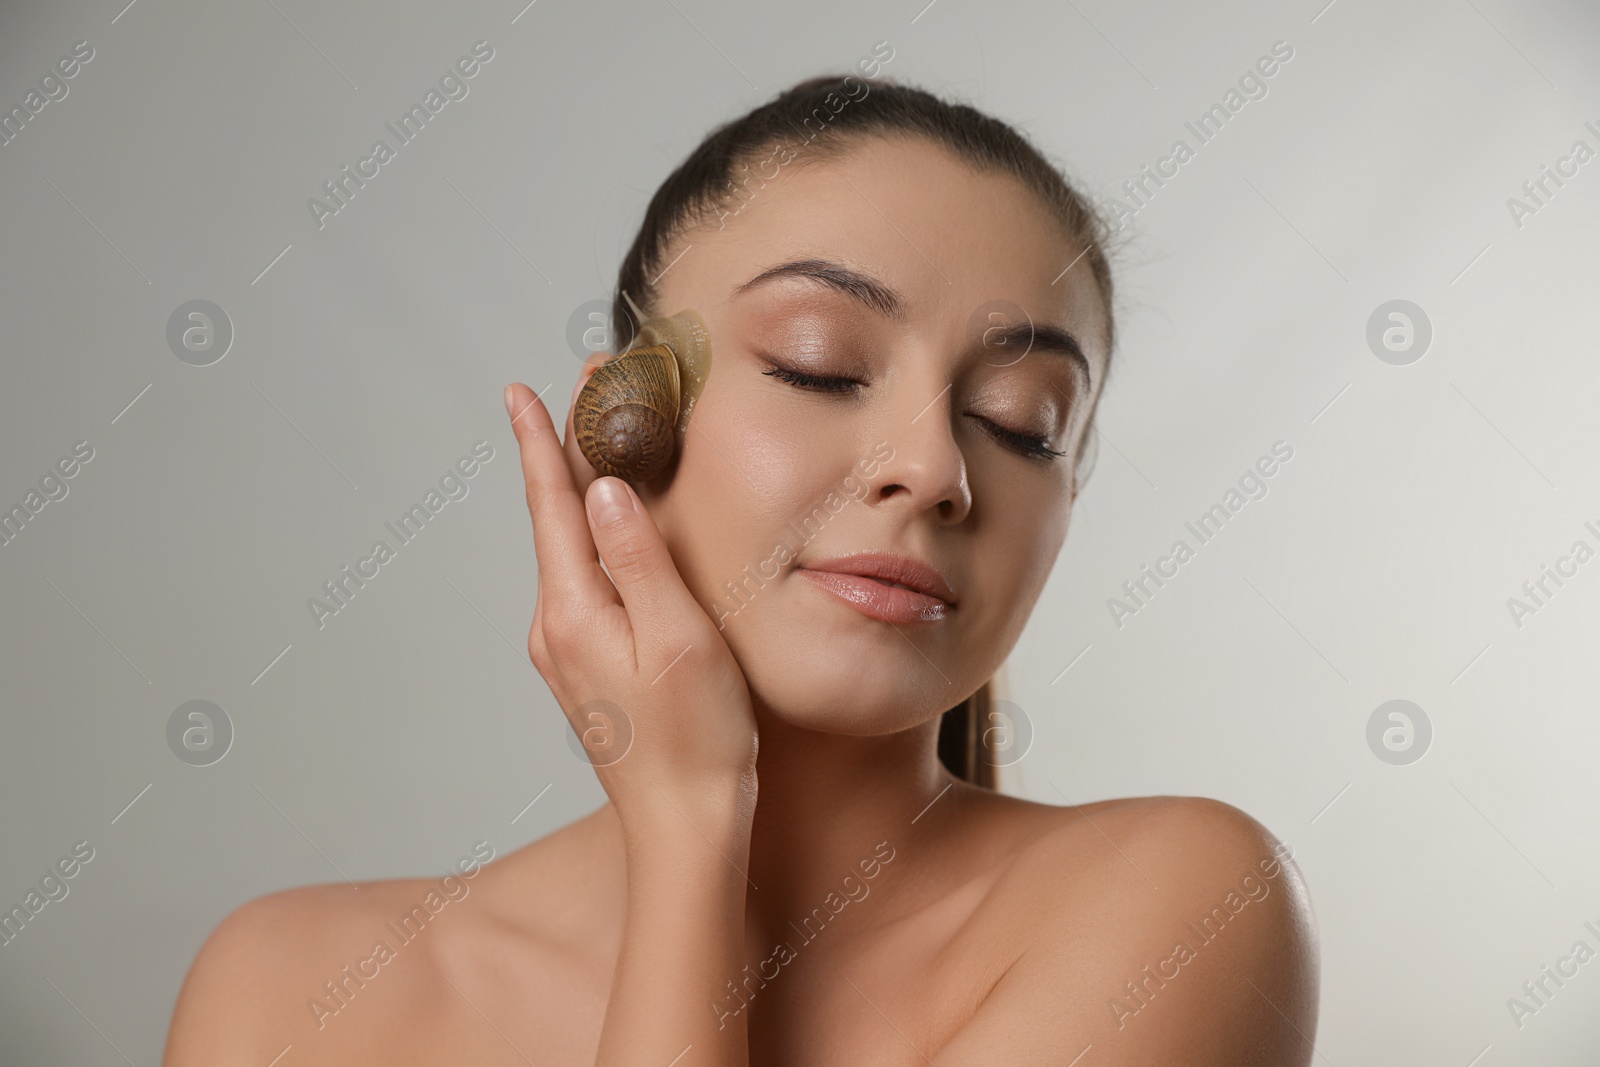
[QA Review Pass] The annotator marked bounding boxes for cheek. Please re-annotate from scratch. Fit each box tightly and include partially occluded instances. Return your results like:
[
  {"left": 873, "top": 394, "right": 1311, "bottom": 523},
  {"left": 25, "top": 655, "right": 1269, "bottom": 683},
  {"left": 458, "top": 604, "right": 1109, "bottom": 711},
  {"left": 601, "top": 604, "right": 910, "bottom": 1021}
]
[
  {"left": 650, "top": 378, "right": 833, "bottom": 614},
  {"left": 966, "top": 470, "right": 1072, "bottom": 641},
  {"left": 1023, "top": 492, "right": 1071, "bottom": 586}
]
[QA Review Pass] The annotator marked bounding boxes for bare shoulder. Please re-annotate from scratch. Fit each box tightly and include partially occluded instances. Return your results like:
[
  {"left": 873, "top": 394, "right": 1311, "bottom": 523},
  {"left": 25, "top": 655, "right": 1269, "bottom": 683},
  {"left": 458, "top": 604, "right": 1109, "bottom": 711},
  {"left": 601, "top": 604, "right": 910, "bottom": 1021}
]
[
  {"left": 161, "top": 876, "right": 433, "bottom": 1066},
  {"left": 162, "top": 815, "right": 621, "bottom": 1067},
  {"left": 942, "top": 794, "right": 1319, "bottom": 1066},
  {"left": 1032, "top": 794, "right": 1318, "bottom": 999},
  {"left": 983, "top": 793, "right": 1307, "bottom": 900},
  {"left": 1043, "top": 793, "right": 1304, "bottom": 886}
]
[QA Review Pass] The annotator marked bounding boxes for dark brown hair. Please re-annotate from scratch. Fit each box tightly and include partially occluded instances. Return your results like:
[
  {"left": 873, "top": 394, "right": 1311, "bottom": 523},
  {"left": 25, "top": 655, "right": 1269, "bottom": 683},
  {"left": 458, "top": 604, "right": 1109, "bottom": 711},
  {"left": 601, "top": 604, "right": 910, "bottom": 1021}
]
[{"left": 610, "top": 73, "right": 1117, "bottom": 789}]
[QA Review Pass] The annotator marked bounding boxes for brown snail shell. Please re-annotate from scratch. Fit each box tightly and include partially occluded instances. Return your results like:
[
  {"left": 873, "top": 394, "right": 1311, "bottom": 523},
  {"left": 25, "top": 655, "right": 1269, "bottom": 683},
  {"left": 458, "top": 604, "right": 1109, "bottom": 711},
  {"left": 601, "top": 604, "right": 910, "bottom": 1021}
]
[{"left": 573, "top": 308, "right": 712, "bottom": 483}]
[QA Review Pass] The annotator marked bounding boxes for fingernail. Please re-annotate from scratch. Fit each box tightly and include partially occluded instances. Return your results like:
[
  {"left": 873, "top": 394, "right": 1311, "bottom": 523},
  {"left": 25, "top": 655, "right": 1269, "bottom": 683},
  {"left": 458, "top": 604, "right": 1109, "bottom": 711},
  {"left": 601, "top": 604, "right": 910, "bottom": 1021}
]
[
  {"left": 587, "top": 478, "right": 635, "bottom": 526},
  {"left": 504, "top": 385, "right": 516, "bottom": 419}
]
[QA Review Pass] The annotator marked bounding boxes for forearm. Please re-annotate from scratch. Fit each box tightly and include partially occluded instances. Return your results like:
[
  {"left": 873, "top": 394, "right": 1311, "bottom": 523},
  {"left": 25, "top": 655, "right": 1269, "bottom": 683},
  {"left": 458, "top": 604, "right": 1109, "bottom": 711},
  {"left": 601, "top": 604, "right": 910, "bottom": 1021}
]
[{"left": 594, "top": 792, "right": 754, "bottom": 1067}]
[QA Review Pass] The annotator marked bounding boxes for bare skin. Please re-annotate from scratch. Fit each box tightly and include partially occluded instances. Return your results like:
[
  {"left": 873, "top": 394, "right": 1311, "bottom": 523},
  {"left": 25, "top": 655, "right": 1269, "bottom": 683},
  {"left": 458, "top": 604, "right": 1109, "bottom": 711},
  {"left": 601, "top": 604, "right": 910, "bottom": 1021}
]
[{"left": 163, "top": 135, "right": 1319, "bottom": 1066}]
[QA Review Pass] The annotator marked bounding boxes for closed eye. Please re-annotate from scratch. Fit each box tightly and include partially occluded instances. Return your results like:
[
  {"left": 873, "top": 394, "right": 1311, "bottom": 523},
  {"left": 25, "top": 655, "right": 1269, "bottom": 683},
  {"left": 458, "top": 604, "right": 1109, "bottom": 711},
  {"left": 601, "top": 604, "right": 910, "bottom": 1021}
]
[
  {"left": 763, "top": 361, "right": 1066, "bottom": 463},
  {"left": 761, "top": 363, "right": 861, "bottom": 393},
  {"left": 969, "top": 417, "right": 1068, "bottom": 463}
]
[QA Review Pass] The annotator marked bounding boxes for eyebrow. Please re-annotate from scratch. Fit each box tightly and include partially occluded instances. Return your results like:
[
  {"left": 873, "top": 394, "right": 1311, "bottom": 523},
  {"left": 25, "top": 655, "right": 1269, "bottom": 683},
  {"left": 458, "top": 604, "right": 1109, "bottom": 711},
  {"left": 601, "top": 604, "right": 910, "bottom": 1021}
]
[
  {"left": 978, "top": 321, "right": 1092, "bottom": 392},
  {"left": 732, "top": 257, "right": 904, "bottom": 319},
  {"left": 732, "top": 256, "right": 1092, "bottom": 388}
]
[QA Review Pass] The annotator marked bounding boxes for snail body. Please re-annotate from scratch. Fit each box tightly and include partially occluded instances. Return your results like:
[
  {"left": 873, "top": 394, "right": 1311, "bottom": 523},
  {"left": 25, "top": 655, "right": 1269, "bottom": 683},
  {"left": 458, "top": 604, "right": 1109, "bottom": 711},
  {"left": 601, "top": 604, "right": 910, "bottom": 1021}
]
[{"left": 573, "top": 308, "right": 712, "bottom": 483}]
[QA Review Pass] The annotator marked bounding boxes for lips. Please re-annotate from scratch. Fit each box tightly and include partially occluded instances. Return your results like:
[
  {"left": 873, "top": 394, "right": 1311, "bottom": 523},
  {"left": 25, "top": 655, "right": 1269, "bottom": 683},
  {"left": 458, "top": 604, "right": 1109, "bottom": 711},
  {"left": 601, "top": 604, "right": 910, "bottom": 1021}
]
[{"left": 796, "top": 552, "right": 956, "bottom": 624}]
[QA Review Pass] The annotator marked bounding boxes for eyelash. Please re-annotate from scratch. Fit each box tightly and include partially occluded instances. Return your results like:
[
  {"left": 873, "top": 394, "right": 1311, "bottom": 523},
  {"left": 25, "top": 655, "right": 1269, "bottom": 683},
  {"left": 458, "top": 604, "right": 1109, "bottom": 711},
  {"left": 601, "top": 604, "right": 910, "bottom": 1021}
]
[{"left": 761, "top": 364, "right": 1068, "bottom": 463}]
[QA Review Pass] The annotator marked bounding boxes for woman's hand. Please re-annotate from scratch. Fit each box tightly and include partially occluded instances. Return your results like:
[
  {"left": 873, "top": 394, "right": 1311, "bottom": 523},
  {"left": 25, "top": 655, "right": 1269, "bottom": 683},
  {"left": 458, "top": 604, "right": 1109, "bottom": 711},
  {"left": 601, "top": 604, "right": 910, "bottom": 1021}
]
[
  {"left": 507, "top": 371, "right": 756, "bottom": 1065},
  {"left": 504, "top": 375, "right": 759, "bottom": 833}
]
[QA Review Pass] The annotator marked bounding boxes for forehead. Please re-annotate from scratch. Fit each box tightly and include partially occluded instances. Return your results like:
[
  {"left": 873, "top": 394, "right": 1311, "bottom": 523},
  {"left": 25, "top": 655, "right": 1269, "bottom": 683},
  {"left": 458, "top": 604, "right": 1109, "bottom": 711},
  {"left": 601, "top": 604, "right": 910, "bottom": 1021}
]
[{"left": 653, "top": 135, "right": 1110, "bottom": 377}]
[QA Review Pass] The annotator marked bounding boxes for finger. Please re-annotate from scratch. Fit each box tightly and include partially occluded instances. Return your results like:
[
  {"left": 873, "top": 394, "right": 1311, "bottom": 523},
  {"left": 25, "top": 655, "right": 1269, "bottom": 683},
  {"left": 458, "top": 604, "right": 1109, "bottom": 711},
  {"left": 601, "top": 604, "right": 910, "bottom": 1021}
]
[
  {"left": 584, "top": 475, "right": 710, "bottom": 655},
  {"left": 505, "top": 381, "right": 621, "bottom": 615}
]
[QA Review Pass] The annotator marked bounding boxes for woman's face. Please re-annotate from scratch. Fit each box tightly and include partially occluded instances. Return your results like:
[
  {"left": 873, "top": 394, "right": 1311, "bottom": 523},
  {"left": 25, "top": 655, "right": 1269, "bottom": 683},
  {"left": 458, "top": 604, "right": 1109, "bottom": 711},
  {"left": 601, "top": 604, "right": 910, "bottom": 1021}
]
[{"left": 637, "top": 134, "right": 1109, "bottom": 735}]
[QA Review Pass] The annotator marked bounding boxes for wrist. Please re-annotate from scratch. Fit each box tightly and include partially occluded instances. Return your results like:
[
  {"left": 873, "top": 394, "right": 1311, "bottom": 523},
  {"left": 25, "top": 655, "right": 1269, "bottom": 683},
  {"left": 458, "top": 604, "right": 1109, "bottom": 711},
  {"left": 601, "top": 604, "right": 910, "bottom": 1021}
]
[{"left": 618, "top": 774, "right": 755, "bottom": 860}]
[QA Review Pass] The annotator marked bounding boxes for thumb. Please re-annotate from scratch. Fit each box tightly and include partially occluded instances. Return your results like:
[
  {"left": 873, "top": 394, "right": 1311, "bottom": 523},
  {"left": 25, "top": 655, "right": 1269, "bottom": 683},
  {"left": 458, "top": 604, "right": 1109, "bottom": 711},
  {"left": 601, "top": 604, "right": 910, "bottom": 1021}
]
[{"left": 584, "top": 476, "right": 701, "bottom": 646}]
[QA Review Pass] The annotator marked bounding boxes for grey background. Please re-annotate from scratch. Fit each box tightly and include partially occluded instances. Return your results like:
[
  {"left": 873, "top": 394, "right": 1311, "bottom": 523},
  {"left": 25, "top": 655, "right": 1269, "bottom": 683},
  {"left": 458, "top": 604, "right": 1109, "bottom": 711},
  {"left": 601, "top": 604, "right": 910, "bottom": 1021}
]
[{"left": 2, "top": 0, "right": 1597, "bottom": 1063}]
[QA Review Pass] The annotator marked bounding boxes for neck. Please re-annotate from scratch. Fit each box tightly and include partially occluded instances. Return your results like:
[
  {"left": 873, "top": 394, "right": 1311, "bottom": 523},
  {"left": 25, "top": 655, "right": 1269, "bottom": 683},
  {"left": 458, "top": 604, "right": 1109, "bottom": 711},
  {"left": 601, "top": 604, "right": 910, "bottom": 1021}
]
[{"left": 740, "top": 705, "right": 960, "bottom": 948}]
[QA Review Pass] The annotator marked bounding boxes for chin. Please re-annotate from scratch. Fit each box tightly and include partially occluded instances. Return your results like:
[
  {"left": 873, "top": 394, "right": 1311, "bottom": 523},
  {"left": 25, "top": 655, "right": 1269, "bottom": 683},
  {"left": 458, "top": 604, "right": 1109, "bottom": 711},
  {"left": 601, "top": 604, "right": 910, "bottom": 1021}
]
[
  {"left": 722, "top": 597, "right": 968, "bottom": 738},
  {"left": 748, "top": 675, "right": 939, "bottom": 737},
  {"left": 680, "top": 548, "right": 988, "bottom": 735}
]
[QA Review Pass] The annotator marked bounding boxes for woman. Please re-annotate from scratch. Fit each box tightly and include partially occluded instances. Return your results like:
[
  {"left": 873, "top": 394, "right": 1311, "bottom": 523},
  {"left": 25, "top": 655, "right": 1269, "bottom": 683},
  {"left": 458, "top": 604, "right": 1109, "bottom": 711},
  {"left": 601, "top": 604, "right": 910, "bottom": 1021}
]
[{"left": 163, "top": 74, "right": 1318, "bottom": 1066}]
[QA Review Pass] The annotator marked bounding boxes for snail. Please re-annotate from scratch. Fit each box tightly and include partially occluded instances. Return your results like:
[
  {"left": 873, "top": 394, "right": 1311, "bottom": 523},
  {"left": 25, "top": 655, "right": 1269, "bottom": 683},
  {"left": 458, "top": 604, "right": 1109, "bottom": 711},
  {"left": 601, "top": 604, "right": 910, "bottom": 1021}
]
[{"left": 573, "top": 307, "right": 713, "bottom": 484}]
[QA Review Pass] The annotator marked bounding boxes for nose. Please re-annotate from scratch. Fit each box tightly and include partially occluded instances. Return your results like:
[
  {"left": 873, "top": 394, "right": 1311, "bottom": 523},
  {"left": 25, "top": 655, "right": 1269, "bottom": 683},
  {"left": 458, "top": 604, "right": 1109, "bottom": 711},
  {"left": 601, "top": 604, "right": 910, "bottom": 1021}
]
[{"left": 865, "top": 381, "right": 972, "bottom": 524}]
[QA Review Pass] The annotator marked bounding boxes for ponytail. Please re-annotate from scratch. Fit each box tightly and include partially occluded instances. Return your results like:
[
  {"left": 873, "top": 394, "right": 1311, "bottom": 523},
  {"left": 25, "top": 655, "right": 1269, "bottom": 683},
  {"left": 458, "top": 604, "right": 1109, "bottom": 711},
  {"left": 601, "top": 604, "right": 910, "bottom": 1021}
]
[{"left": 937, "top": 678, "right": 1000, "bottom": 789}]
